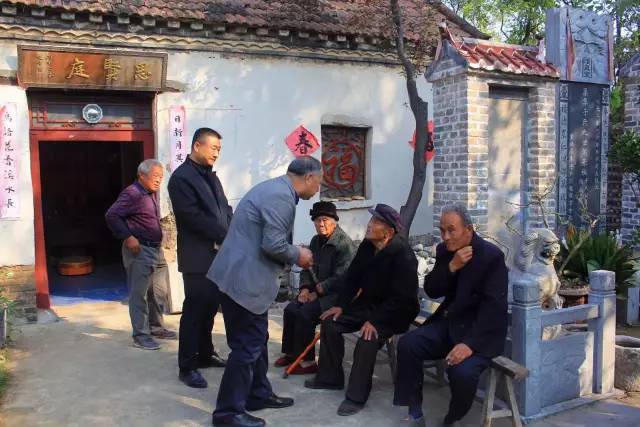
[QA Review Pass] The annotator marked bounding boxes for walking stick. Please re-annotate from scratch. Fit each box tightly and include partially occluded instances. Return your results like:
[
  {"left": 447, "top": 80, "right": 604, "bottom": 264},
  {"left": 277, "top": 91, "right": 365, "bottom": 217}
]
[
  {"left": 283, "top": 331, "right": 320, "bottom": 378},
  {"left": 282, "top": 267, "right": 321, "bottom": 379}
]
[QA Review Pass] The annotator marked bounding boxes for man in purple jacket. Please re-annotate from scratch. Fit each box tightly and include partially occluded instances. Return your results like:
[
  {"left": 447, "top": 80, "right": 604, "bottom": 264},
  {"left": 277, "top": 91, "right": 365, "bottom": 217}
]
[{"left": 105, "top": 159, "right": 176, "bottom": 350}]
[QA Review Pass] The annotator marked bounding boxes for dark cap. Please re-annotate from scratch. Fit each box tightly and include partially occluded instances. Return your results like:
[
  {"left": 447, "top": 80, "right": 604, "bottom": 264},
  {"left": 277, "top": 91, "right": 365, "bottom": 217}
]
[
  {"left": 310, "top": 201, "right": 339, "bottom": 221},
  {"left": 368, "top": 203, "right": 402, "bottom": 232}
]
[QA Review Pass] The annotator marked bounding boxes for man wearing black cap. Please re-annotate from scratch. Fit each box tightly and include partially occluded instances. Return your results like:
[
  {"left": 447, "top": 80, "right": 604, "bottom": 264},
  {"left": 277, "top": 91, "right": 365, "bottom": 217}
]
[
  {"left": 275, "top": 201, "right": 355, "bottom": 374},
  {"left": 304, "top": 203, "right": 419, "bottom": 417}
]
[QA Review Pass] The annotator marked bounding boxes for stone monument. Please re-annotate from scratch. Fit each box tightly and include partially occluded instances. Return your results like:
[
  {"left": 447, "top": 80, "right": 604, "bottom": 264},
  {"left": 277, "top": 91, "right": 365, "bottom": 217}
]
[{"left": 546, "top": 7, "right": 613, "bottom": 230}]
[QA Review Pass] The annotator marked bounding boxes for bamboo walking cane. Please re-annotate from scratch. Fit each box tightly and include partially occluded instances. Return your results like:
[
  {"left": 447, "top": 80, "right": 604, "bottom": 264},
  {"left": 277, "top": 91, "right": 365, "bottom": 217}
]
[{"left": 282, "top": 269, "right": 363, "bottom": 379}]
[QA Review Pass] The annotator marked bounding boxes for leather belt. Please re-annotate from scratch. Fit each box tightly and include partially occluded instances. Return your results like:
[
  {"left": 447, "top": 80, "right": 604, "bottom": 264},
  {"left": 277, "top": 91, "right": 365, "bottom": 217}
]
[{"left": 139, "top": 240, "right": 161, "bottom": 248}]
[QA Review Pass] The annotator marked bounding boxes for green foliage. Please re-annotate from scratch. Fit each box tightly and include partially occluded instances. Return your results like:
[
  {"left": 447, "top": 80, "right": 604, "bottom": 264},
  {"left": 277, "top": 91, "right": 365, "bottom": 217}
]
[
  {"left": 610, "top": 130, "right": 640, "bottom": 176},
  {"left": 441, "top": 0, "right": 640, "bottom": 70},
  {"left": 556, "top": 230, "right": 638, "bottom": 294},
  {"left": 0, "top": 349, "right": 8, "bottom": 400}
]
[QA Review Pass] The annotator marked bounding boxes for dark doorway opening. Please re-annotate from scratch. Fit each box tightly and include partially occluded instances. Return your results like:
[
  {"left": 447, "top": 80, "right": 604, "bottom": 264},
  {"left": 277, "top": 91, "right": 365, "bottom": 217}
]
[{"left": 39, "top": 141, "right": 143, "bottom": 304}]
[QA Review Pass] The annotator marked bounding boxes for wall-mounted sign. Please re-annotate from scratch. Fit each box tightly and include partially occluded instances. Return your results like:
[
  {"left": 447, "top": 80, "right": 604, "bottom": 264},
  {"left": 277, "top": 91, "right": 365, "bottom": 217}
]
[
  {"left": 170, "top": 106, "right": 187, "bottom": 172},
  {"left": 285, "top": 125, "right": 319, "bottom": 157},
  {"left": 0, "top": 103, "right": 20, "bottom": 219},
  {"left": 17, "top": 45, "right": 167, "bottom": 91},
  {"left": 408, "top": 120, "right": 435, "bottom": 162}
]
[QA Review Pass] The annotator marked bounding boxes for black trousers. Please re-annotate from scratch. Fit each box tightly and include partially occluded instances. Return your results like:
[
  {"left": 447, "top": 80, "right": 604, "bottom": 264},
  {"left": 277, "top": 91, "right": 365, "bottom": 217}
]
[
  {"left": 281, "top": 299, "right": 322, "bottom": 361},
  {"left": 178, "top": 273, "right": 220, "bottom": 371},
  {"left": 213, "top": 292, "right": 273, "bottom": 419},
  {"left": 393, "top": 318, "right": 491, "bottom": 422},
  {"left": 315, "top": 309, "right": 392, "bottom": 404}
]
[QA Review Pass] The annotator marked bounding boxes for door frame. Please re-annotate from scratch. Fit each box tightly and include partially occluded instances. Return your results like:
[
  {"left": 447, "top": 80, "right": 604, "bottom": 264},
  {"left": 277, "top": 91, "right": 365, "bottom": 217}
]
[{"left": 30, "top": 129, "right": 155, "bottom": 308}]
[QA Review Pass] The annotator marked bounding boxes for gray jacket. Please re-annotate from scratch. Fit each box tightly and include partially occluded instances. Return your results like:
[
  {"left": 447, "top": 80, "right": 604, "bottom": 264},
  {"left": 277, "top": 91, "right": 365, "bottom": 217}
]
[{"left": 207, "top": 175, "right": 300, "bottom": 314}]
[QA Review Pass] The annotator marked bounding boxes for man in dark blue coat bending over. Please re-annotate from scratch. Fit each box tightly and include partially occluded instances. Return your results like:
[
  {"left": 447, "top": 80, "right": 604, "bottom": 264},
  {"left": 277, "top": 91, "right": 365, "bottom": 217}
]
[{"left": 394, "top": 204, "right": 508, "bottom": 427}]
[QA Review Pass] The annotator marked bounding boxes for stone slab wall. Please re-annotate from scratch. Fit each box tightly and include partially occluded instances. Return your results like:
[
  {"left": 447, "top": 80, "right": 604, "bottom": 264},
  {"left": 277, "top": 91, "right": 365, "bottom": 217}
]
[{"left": 0, "top": 265, "right": 37, "bottom": 323}]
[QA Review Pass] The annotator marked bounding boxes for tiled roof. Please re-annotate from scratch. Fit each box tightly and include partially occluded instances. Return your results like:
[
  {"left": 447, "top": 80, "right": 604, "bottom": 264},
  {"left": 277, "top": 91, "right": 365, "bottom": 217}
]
[
  {"left": 436, "top": 23, "right": 559, "bottom": 78},
  {"left": 5, "top": 1, "right": 487, "bottom": 40}
]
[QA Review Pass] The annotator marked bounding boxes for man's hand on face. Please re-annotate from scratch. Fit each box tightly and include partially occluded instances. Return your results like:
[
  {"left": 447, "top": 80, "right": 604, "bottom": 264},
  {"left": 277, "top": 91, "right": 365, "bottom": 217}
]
[
  {"left": 449, "top": 245, "right": 473, "bottom": 273},
  {"left": 445, "top": 343, "right": 473, "bottom": 366},
  {"left": 125, "top": 236, "right": 141, "bottom": 256},
  {"left": 297, "top": 247, "right": 314, "bottom": 269},
  {"left": 360, "top": 321, "right": 378, "bottom": 341}
]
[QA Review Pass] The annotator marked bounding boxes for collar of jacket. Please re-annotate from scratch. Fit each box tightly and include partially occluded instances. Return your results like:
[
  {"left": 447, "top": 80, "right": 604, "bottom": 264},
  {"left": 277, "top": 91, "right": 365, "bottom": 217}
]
[
  {"left": 283, "top": 175, "right": 300, "bottom": 205},
  {"left": 366, "top": 233, "right": 405, "bottom": 256},
  {"left": 134, "top": 180, "right": 152, "bottom": 195},
  {"left": 321, "top": 225, "right": 347, "bottom": 247},
  {"left": 186, "top": 155, "right": 215, "bottom": 176},
  {"left": 470, "top": 231, "right": 482, "bottom": 249}
]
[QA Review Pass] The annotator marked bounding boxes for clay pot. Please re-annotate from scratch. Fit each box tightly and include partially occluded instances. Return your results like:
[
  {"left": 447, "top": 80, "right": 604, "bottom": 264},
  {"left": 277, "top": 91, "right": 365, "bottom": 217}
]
[
  {"left": 559, "top": 285, "right": 589, "bottom": 307},
  {"left": 57, "top": 256, "right": 93, "bottom": 276},
  {"left": 615, "top": 335, "right": 640, "bottom": 392}
]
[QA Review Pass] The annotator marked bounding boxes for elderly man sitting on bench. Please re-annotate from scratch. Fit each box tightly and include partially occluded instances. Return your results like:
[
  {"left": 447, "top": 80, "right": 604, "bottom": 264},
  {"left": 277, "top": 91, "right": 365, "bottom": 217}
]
[
  {"left": 304, "top": 204, "right": 419, "bottom": 416},
  {"left": 394, "top": 204, "right": 508, "bottom": 427}
]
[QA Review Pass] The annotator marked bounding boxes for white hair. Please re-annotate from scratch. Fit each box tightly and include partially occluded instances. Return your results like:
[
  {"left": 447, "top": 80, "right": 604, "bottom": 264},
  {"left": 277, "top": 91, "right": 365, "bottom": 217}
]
[{"left": 137, "top": 159, "right": 163, "bottom": 176}]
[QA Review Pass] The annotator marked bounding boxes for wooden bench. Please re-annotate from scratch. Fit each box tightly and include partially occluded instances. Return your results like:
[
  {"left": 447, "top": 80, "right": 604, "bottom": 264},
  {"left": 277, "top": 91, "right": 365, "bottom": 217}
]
[{"left": 480, "top": 356, "right": 529, "bottom": 427}]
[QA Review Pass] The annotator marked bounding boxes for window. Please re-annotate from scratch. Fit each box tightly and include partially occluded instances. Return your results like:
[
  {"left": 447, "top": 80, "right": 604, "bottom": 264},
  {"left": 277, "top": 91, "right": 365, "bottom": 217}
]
[{"left": 320, "top": 125, "right": 367, "bottom": 200}]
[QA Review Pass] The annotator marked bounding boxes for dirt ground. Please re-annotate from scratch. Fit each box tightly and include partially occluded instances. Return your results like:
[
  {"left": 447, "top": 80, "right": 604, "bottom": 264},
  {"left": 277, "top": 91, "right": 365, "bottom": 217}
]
[{"left": 0, "top": 301, "right": 639, "bottom": 427}]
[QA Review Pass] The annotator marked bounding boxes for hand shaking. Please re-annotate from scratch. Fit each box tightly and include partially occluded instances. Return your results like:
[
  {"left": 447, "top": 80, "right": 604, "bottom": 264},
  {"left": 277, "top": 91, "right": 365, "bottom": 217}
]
[{"left": 297, "top": 246, "right": 314, "bottom": 269}]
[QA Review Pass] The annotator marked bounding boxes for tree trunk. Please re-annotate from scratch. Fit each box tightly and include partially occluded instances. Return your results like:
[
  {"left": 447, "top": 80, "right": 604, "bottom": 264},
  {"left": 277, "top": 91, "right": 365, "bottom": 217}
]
[{"left": 390, "top": 0, "right": 430, "bottom": 239}]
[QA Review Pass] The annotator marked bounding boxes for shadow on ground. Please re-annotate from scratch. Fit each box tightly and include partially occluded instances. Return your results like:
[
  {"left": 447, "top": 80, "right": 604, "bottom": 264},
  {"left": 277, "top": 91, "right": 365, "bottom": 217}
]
[{"left": 1, "top": 302, "right": 639, "bottom": 427}]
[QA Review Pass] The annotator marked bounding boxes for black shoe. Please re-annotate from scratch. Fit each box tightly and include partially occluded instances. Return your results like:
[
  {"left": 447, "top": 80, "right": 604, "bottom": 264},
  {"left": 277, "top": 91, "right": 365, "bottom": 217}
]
[
  {"left": 179, "top": 369, "right": 208, "bottom": 388},
  {"left": 245, "top": 393, "right": 294, "bottom": 411},
  {"left": 212, "top": 412, "right": 265, "bottom": 427},
  {"left": 337, "top": 399, "right": 364, "bottom": 416},
  {"left": 304, "top": 378, "right": 343, "bottom": 390},
  {"left": 199, "top": 352, "right": 227, "bottom": 368}
]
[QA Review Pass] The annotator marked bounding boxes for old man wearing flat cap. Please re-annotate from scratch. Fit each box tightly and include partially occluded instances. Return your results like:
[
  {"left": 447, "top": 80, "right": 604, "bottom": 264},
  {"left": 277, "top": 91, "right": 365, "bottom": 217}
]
[
  {"left": 274, "top": 201, "right": 355, "bottom": 375},
  {"left": 304, "top": 203, "right": 419, "bottom": 417}
]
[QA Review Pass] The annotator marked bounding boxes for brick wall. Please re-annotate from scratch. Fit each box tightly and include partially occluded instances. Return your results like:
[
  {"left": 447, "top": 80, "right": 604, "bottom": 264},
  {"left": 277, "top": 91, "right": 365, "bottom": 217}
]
[
  {"left": 428, "top": 62, "right": 557, "bottom": 238},
  {"left": 620, "top": 56, "right": 640, "bottom": 250},
  {"left": 0, "top": 265, "right": 37, "bottom": 322}
]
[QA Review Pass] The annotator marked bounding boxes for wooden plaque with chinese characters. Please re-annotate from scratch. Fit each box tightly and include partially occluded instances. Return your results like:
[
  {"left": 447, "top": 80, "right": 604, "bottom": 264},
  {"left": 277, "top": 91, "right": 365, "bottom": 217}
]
[{"left": 18, "top": 46, "right": 167, "bottom": 91}]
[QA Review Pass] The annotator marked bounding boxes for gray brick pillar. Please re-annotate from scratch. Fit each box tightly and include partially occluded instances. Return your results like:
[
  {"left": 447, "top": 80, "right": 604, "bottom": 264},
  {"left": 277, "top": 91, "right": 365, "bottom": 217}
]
[
  {"left": 510, "top": 279, "right": 543, "bottom": 417},
  {"left": 620, "top": 54, "right": 640, "bottom": 249},
  {"left": 587, "top": 270, "right": 616, "bottom": 394}
]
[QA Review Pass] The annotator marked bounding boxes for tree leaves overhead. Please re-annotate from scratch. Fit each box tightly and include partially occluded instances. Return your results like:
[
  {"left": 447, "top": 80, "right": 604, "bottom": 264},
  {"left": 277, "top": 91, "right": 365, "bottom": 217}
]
[{"left": 440, "top": 0, "right": 640, "bottom": 68}]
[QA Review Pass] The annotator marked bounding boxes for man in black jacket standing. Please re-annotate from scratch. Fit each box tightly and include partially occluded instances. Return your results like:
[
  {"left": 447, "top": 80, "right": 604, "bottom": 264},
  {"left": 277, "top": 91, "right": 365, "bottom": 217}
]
[
  {"left": 168, "top": 127, "right": 232, "bottom": 389},
  {"left": 393, "top": 204, "right": 508, "bottom": 427},
  {"left": 304, "top": 204, "right": 419, "bottom": 417}
]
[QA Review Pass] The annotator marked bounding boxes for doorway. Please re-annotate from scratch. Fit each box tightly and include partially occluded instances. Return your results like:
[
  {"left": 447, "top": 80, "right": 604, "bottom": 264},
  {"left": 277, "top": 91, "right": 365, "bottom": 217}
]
[
  {"left": 29, "top": 92, "right": 155, "bottom": 308},
  {"left": 488, "top": 87, "right": 528, "bottom": 264},
  {"left": 39, "top": 141, "right": 143, "bottom": 304}
]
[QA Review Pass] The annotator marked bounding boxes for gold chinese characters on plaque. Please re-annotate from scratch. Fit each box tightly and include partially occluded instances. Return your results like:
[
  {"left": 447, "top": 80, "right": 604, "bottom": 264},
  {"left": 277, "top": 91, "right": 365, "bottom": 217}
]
[{"left": 18, "top": 46, "right": 167, "bottom": 91}]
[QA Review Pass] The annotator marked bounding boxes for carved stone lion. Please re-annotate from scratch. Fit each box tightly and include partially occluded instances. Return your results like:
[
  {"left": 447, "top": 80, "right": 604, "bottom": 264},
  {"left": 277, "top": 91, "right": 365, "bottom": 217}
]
[
  {"left": 510, "top": 228, "right": 564, "bottom": 339},
  {"left": 512, "top": 228, "right": 563, "bottom": 309}
]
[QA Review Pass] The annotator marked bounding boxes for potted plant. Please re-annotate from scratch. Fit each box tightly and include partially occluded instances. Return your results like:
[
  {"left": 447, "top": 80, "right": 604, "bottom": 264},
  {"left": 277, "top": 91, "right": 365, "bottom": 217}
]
[{"left": 556, "top": 228, "right": 638, "bottom": 307}]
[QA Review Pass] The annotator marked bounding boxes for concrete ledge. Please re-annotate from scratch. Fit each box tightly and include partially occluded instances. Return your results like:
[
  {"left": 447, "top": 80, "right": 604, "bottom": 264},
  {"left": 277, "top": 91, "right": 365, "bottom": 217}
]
[{"left": 521, "top": 389, "right": 625, "bottom": 424}]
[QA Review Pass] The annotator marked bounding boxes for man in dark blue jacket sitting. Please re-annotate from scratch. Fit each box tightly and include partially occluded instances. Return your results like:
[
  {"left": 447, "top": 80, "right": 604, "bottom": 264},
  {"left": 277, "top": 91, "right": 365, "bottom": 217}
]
[{"left": 394, "top": 204, "right": 508, "bottom": 427}]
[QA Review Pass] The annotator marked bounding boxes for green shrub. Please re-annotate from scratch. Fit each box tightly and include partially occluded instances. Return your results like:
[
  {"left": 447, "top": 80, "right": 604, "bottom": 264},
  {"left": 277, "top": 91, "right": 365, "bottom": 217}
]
[{"left": 556, "top": 230, "right": 638, "bottom": 296}]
